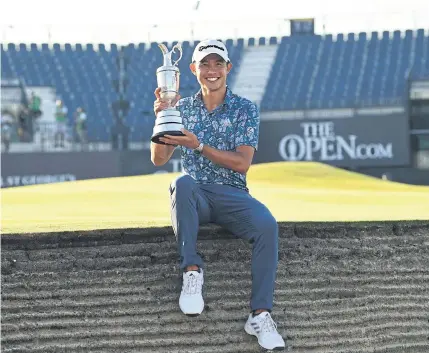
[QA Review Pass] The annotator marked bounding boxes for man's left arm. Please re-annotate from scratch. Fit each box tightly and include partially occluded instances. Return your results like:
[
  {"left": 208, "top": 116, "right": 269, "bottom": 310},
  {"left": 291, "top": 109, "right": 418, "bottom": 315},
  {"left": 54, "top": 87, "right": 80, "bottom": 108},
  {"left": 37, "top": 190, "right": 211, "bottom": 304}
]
[
  {"left": 199, "top": 144, "right": 255, "bottom": 175},
  {"left": 159, "top": 103, "right": 260, "bottom": 175}
]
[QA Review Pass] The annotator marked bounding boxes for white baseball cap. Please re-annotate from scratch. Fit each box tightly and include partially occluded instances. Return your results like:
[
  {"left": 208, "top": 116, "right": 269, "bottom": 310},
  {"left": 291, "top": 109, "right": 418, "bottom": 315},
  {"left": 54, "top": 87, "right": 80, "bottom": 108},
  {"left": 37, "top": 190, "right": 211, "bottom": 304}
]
[{"left": 192, "top": 39, "right": 230, "bottom": 63}]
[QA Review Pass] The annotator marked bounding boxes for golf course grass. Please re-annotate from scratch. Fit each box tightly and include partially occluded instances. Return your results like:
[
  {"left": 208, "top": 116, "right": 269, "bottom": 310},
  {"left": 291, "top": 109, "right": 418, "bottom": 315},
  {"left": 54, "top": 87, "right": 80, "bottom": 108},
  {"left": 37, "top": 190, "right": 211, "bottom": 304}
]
[{"left": 2, "top": 162, "right": 428, "bottom": 234}]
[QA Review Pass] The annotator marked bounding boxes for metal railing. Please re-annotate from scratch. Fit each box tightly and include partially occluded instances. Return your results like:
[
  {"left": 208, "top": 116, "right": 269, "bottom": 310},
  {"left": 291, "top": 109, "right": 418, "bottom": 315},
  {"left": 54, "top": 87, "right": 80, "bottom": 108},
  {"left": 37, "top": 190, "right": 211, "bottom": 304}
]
[{"left": 1, "top": 121, "right": 149, "bottom": 154}]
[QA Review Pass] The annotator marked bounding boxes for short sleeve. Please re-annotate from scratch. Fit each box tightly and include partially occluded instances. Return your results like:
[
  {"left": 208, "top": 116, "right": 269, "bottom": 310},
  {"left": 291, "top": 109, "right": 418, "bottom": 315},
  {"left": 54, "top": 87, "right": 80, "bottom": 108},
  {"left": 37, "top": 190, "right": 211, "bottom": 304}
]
[{"left": 234, "top": 102, "right": 260, "bottom": 150}]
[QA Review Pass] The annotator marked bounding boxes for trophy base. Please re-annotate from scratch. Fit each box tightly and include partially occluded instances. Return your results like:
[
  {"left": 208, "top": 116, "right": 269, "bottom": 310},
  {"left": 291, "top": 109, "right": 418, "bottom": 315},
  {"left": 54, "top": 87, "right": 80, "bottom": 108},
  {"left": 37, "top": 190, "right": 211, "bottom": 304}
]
[
  {"left": 151, "top": 109, "right": 185, "bottom": 145},
  {"left": 151, "top": 130, "right": 185, "bottom": 145}
]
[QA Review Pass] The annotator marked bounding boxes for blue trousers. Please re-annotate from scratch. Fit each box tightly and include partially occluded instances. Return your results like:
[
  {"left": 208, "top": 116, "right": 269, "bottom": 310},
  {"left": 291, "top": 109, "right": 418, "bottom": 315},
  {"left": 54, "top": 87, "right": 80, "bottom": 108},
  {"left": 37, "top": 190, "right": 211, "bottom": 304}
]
[{"left": 169, "top": 174, "right": 279, "bottom": 311}]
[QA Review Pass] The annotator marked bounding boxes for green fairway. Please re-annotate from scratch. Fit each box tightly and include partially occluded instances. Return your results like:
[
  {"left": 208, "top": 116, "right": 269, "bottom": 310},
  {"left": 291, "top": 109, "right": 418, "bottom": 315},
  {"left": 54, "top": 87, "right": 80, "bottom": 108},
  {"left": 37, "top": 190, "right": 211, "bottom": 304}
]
[{"left": 2, "top": 162, "right": 428, "bottom": 234}]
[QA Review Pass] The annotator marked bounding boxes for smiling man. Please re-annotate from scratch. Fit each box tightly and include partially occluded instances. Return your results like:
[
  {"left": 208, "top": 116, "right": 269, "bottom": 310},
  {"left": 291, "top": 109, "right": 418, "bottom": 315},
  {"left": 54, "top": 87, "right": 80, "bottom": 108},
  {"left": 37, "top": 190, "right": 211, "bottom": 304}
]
[{"left": 151, "top": 39, "right": 285, "bottom": 351}]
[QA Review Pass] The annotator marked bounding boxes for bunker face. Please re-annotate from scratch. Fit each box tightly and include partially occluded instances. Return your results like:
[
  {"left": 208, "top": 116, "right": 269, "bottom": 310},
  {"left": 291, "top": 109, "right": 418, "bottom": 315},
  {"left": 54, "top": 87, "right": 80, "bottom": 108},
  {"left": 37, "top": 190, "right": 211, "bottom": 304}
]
[{"left": 2, "top": 221, "right": 429, "bottom": 352}]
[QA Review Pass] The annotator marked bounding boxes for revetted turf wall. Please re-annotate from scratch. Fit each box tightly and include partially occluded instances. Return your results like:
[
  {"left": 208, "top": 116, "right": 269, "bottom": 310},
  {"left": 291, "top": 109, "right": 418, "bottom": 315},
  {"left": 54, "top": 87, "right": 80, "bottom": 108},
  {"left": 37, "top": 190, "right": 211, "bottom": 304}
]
[{"left": 2, "top": 221, "right": 429, "bottom": 352}]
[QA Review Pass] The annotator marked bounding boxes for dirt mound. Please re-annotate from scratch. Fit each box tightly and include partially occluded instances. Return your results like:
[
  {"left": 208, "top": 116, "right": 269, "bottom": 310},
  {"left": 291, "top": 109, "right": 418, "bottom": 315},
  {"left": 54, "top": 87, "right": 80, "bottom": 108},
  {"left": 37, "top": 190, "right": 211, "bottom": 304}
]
[{"left": 2, "top": 221, "right": 429, "bottom": 352}]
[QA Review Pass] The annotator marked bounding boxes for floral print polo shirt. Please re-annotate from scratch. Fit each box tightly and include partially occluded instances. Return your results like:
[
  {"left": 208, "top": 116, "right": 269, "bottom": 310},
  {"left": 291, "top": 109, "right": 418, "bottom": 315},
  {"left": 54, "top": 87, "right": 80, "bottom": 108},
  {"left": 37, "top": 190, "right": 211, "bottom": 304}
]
[{"left": 175, "top": 86, "right": 260, "bottom": 191}]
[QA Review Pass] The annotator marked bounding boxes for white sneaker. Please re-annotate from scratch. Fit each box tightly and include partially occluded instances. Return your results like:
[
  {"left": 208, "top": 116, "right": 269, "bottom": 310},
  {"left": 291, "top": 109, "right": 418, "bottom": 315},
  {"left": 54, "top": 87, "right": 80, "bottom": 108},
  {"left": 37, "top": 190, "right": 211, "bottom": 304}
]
[
  {"left": 245, "top": 311, "right": 286, "bottom": 351},
  {"left": 179, "top": 269, "right": 204, "bottom": 316}
]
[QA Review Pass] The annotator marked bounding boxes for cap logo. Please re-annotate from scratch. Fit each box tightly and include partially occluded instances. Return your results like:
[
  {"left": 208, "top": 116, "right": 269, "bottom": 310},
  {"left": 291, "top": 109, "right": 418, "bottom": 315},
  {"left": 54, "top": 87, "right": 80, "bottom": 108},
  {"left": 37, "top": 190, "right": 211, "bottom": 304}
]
[{"left": 199, "top": 44, "right": 224, "bottom": 52}]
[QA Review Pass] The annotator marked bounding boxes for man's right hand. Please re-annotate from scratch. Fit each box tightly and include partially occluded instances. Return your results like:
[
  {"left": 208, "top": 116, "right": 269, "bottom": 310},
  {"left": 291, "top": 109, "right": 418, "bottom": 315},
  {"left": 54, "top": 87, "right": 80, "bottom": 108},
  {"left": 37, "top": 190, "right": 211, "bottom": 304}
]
[{"left": 153, "top": 87, "right": 181, "bottom": 116}]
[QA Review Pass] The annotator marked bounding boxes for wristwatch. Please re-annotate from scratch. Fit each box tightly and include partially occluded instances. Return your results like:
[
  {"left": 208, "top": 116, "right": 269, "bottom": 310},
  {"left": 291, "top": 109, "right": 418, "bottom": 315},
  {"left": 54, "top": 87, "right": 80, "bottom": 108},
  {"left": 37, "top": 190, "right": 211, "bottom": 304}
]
[{"left": 193, "top": 142, "right": 204, "bottom": 154}]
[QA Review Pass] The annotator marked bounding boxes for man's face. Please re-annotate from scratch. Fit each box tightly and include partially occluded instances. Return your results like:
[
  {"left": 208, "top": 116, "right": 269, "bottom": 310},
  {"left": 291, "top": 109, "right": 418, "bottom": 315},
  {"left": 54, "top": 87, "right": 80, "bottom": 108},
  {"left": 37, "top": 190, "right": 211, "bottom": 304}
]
[{"left": 190, "top": 53, "right": 232, "bottom": 92}]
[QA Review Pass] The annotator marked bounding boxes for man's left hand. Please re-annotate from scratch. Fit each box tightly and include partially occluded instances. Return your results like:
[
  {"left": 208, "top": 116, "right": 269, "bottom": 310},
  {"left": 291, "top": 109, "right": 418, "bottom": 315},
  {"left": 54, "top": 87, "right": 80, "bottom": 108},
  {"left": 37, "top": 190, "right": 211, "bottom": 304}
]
[{"left": 159, "top": 128, "right": 200, "bottom": 149}]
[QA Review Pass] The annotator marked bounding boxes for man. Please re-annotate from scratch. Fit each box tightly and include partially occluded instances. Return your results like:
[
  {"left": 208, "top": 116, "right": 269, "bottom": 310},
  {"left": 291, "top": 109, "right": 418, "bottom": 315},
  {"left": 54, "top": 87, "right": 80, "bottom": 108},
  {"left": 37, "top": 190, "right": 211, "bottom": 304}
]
[
  {"left": 1, "top": 110, "right": 14, "bottom": 153},
  {"left": 29, "top": 91, "right": 42, "bottom": 119},
  {"left": 151, "top": 39, "right": 285, "bottom": 351},
  {"left": 74, "top": 107, "right": 88, "bottom": 150},
  {"left": 54, "top": 99, "right": 68, "bottom": 148}
]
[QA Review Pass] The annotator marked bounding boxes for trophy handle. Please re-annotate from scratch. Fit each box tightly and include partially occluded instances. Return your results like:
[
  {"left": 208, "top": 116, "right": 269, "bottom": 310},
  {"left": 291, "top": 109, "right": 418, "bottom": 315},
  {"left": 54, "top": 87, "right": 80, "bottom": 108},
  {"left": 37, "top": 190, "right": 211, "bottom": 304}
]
[
  {"left": 158, "top": 43, "right": 168, "bottom": 55},
  {"left": 171, "top": 43, "right": 183, "bottom": 66}
]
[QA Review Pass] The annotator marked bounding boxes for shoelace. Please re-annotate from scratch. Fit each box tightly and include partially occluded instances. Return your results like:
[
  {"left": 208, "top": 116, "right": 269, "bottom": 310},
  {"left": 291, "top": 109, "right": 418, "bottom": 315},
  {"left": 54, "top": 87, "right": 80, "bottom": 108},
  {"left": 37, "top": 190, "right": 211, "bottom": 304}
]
[
  {"left": 258, "top": 313, "right": 278, "bottom": 334},
  {"left": 182, "top": 272, "right": 202, "bottom": 295}
]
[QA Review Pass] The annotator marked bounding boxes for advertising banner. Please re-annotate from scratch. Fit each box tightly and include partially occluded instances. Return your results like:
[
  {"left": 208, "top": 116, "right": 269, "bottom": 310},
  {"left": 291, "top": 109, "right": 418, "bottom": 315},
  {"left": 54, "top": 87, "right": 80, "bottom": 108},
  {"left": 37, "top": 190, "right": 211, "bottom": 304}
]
[
  {"left": 1, "top": 114, "right": 412, "bottom": 188},
  {"left": 1, "top": 150, "right": 182, "bottom": 188},
  {"left": 1, "top": 151, "right": 122, "bottom": 188},
  {"left": 254, "top": 114, "right": 411, "bottom": 167}
]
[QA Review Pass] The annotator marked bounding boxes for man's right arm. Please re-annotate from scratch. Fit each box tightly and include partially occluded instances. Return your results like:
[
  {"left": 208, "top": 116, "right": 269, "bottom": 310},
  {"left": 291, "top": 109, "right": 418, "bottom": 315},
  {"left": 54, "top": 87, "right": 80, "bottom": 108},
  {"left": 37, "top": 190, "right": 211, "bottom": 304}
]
[{"left": 150, "top": 142, "right": 176, "bottom": 166}]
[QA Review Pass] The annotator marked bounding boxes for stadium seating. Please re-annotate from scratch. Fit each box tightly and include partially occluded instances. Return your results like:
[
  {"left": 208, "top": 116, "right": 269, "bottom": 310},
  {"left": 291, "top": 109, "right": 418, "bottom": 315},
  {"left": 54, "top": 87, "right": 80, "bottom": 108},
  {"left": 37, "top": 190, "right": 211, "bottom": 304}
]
[
  {"left": 261, "top": 29, "right": 429, "bottom": 110},
  {"left": 1, "top": 29, "right": 428, "bottom": 142},
  {"left": 1, "top": 40, "right": 243, "bottom": 142}
]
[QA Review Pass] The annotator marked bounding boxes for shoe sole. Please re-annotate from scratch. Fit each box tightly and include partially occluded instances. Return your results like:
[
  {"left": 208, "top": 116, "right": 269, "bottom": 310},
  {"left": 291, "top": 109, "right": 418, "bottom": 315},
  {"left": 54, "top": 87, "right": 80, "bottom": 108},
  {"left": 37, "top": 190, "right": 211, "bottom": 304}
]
[
  {"left": 180, "top": 304, "right": 204, "bottom": 317},
  {"left": 245, "top": 325, "right": 285, "bottom": 351},
  {"left": 185, "top": 313, "right": 200, "bottom": 317}
]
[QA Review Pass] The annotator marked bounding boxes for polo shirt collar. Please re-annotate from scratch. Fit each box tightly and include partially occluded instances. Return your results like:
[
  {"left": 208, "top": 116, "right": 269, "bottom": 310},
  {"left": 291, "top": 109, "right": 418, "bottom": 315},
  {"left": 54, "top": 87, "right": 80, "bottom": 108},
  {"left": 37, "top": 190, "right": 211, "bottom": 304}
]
[{"left": 192, "top": 86, "right": 233, "bottom": 109}]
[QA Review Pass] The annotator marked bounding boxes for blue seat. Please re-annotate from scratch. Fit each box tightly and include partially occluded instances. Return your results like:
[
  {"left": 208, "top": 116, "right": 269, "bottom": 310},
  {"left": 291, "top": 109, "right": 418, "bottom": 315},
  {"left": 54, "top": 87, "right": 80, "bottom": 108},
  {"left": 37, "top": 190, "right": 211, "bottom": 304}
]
[
  {"left": 4, "top": 29, "right": 427, "bottom": 141},
  {"left": 260, "top": 29, "right": 428, "bottom": 111}
]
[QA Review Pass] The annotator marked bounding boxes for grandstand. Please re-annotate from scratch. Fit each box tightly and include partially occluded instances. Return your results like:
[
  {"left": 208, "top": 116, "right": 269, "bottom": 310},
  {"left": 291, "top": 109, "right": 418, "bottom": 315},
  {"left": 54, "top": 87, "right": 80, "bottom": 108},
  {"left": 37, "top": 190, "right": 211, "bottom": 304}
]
[{"left": 2, "top": 28, "right": 429, "bottom": 144}]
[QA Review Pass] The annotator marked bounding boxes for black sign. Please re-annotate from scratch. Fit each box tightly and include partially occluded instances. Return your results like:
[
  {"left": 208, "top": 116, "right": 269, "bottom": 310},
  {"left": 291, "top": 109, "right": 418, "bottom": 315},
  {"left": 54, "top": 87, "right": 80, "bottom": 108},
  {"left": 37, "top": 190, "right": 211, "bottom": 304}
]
[
  {"left": 1, "top": 114, "right": 412, "bottom": 188},
  {"left": 254, "top": 114, "right": 411, "bottom": 168},
  {"left": 1, "top": 151, "right": 122, "bottom": 188},
  {"left": 1, "top": 150, "right": 182, "bottom": 188}
]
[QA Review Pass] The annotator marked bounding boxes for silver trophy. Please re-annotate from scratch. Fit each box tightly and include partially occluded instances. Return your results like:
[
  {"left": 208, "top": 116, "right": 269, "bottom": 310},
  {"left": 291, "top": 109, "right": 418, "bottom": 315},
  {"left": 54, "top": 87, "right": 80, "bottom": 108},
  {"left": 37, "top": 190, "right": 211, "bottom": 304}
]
[{"left": 151, "top": 43, "right": 185, "bottom": 144}]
